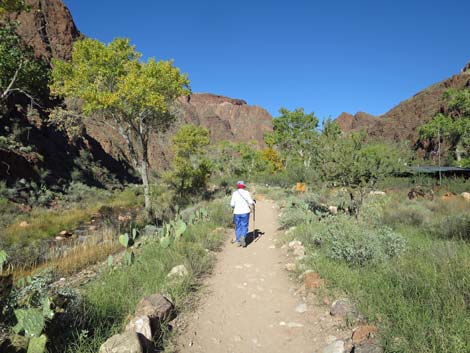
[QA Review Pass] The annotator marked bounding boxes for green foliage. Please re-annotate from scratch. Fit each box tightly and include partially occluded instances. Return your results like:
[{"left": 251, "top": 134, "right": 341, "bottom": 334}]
[
  {"left": 265, "top": 107, "right": 319, "bottom": 168},
  {"left": 419, "top": 87, "right": 470, "bottom": 166},
  {"left": 13, "top": 308, "right": 46, "bottom": 337},
  {"left": 0, "top": 0, "right": 28, "bottom": 15},
  {"left": 50, "top": 37, "right": 190, "bottom": 211},
  {"left": 0, "top": 22, "right": 49, "bottom": 107},
  {"left": 428, "top": 212, "right": 470, "bottom": 241},
  {"left": 279, "top": 198, "right": 316, "bottom": 229},
  {"left": 0, "top": 249, "right": 7, "bottom": 272},
  {"left": 27, "top": 335, "right": 47, "bottom": 353},
  {"left": 165, "top": 124, "right": 212, "bottom": 198},
  {"left": 313, "top": 216, "right": 407, "bottom": 266},
  {"left": 119, "top": 228, "right": 138, "bottom": 266}
]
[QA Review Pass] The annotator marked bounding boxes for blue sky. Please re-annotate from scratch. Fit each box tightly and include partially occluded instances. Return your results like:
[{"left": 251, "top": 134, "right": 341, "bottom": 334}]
[{"left": 63, "top": 0, "right": 469, "bottom": 121}]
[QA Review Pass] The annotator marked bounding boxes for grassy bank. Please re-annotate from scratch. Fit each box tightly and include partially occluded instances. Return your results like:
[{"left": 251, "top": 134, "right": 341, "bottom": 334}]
[
  {"left": 279, "top": 190, "right": 470, "bottom": 353},
  {"left": 54, "top": 198, "right": 232, "bottom": 353}
]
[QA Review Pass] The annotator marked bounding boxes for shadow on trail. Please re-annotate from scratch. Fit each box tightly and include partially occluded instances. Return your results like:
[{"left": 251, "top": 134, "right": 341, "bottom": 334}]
[{"left": 245, "top": 229, "right": 264, "bottom": 247}]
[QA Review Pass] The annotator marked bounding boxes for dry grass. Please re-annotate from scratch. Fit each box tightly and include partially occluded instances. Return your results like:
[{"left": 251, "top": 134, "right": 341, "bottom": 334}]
[{"left": 12, "top": 227, "right": 122, "bottom": 281}]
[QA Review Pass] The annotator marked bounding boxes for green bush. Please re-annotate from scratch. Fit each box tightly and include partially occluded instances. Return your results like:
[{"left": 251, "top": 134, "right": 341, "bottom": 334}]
[
  {"left": 381, "top": 200, "right": 432, "bottom": 228},
  {"left": 428, "top": 212, "right": 470, "bottom": 241},
  {"left": 319, "top": 216, "right": 406, "bottom": 266},
  {"left": 279, "top": 198, "right": 316, "bottom": 229}
]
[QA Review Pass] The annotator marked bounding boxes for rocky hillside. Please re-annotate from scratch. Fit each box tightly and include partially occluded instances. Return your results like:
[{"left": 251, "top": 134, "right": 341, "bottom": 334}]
[
  {"left": 335, "top": 112, "right": 377, "bottom": 132},
  {"left": 335, "top": 63, "right": 470, "bottom": 145},
  {"left": 10, "top": 0, "right": 80, "bottom": 62},
  {"left": 86, "top": 93, "right": 273, "bottom": 171},
  {"left": 5, "top": 0, "right": 273, "bottom": 182}
]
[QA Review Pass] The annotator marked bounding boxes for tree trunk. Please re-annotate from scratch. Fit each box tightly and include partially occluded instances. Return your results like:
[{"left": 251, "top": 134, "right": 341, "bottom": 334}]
[{"left": 141, "top": 158, "right": 152, "bottom": 215}]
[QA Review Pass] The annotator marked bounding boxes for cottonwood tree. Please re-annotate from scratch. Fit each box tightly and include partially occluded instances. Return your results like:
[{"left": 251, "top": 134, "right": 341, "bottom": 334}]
[
  {"left": 50, "top": 38, "right": 190, "bottom": 213},
  {"left": 317, "top": 132, "right": 409, "bottom": 216},
  {"left": 165, "top": 124, "right": 211, "bottom": 200},
  {"left": 265, "top": 107, "right": 319, "bottom": 168}
]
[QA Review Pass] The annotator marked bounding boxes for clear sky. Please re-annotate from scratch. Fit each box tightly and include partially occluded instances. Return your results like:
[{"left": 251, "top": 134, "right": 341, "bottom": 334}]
[{"left": 63, "top": 0, "right": 469, "bottom": 121}]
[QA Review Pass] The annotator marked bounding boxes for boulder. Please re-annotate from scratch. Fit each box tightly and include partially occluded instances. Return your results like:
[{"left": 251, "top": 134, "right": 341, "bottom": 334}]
[
  {"left": 125, "top": 316, "right": 152, "bottom": 341},
  {"left": 59, "top": 230, "right": 73, "bottom": 237},
  {"left": 99, "top": 331, "right": 152, "bottom": 353},
  {"left": 135, "top": 294, "right": 174, "bottom": 323},
  {"left": 352, "top": 325, "right": 378, "bottom": 345},
  {"left": 167, "top": 265, "right": 189, "bottom": 278},
  {"left": 330, "top": 299, "right": 353, "bottom": 317},
  {"left": 461, "top": 192, "right": 470, "bottom": 201}
]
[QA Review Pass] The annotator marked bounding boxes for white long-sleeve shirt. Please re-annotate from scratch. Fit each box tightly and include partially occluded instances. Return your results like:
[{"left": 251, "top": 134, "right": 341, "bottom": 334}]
[{"left": 230, "top": 189, "right": 254, "bottom": 214}]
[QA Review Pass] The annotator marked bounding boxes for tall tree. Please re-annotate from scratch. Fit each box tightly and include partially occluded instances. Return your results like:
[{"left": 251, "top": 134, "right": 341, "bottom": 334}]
[
  {"left": 50, "top": 38, "right": 190, "bottom": 213},
  {"left": 265, "top": 107, "right": 319, "bottom": 168},
  {"left": 165, "top": 124, "right": 211, "bottom": 198}
]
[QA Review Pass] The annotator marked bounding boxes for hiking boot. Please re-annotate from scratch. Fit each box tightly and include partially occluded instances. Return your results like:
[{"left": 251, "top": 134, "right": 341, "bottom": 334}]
[
  {"left": 240, "top": 236, "right": 246, "bottom": 248},
  {"left": 236, "top": 241, "right": 241, "bottom": 247}
]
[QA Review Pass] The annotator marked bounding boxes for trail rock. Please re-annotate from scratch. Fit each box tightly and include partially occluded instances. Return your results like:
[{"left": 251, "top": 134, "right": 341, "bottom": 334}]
[
  {"left": 125, "top": 315, "right": 153, "bottom": 340},
  {"left": 293, "top": 246, "right": 306, "bottom": 258},
  {"left": 285, "top": 263, "right": 296, "bottom": 271},
  {"left": 295, "top": 303, "right": 307, "bottom": 313},
  {"left": 135, "top": 294, "right": 174, "bottom": 323},
  {"left": 167, "top": 265, "right": 189, "bottom": 278},
  {"left": 304, "top": 271, "right": 325, "bottom": 289},
  {"left": 323, "top": 339, "right": 344, "bottom": 353},
  {"left": 352, "top": 325, "right": 378, "bottom": 345},
  {"left": 99, "top": 331, "right": 151, "bottom": 353},
  {"left": 330, "top": 299, "right": 353, "bottom": 317},
  {"left": 59, "top": 230, "right": 73, "bottom": 237},
  {"left": 288, "top": 240, "right": 302, "bottom": 249},
  {"left": 461, "top": 192, "right": 470, "bottom": 201},
  {"left": 328, "top": 206, "right": 338, "bottom": 214}
]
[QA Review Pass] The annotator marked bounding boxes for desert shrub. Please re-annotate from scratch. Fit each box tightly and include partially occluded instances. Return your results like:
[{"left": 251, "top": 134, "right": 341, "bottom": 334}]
[
  {"left": 279, "top": 198, "right": 316, "bottom": 229},
  {"left": 428, "top": 212, "right": 470, "bottom": 241},
  {"left": 381, "top": 200, "right": 432, "bottom": 228},
  {"left": 320, "top": 216, "right": 406, "bottom": 266}
]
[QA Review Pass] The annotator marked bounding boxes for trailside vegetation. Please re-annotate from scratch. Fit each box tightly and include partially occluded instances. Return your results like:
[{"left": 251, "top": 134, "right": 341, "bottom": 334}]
[{"left": 50, "top": 38, "right": 190, "bottom": 214}]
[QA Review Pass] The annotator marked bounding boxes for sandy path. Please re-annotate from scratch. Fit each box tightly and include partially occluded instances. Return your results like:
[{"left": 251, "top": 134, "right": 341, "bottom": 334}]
[{"left": 175, "top": 199, "right": 342, "bottom": 353}]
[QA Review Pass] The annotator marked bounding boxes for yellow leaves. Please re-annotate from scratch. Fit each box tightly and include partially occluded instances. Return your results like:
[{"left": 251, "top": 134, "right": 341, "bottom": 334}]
[{"left": 50, "top": 37, "right": 190, "bottom": 126}]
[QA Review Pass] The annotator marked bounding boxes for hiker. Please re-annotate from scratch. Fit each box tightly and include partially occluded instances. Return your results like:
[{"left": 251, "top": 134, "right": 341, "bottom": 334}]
[{"left": 230, "top": 181, "right": 255, "bottom": 247}]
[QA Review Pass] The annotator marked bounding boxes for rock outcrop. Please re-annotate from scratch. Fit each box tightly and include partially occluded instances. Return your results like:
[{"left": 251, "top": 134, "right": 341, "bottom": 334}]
[
  {"left": 10, "top": 0, "right": 81, "bottom": 62},
  {"left": 335, "top": 112, "right": 377, "bottom": 132}
]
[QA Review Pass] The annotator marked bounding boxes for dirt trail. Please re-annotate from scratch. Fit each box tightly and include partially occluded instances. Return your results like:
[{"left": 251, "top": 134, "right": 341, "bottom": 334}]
[{"left": 175, "top": 199, "right": 346, "bottom": 353}]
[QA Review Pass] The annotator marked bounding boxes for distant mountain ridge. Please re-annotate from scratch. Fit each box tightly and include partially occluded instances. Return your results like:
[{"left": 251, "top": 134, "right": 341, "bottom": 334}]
[{"left": 334, "top": 62, "right": 470, "bottom": 146}]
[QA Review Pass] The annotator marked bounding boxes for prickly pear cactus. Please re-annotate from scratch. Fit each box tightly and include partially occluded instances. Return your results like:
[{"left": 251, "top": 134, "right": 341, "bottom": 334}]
[
  {"left": 119, "top": 233, "right": 130, "bottom": 248},
  {"left": 13, "top": 308, "right": 45, "bottom": 338},
  {"left": 160, "top": 236, "right": 171, "bottom": 248},
  {"left": 174, "top": 220, "right": 187, "bottom": 239},
  {"left": 27, "top": 334, "right": 47, "bottom": 353}
]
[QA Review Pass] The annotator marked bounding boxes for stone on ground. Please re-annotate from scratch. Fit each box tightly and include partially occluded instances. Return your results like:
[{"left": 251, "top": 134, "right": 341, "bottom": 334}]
[
  {"left": 125, "top": 315, "right": 153, "bottom": 340},
  {"left": 330, "top": 299, "right": 353, "bottom": 317},
  {"left": 167, "top": 264, "right": 189, "bottom": 278},
  {"left": 99, "top": 331, "right": 151, "bottom": 353},
  {"left": 135, "top": 294, "right": 174, "bottom": 323},
  {"left": 323, "top": 339, "right": 345, "bottom": 353}
]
